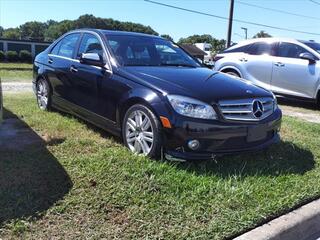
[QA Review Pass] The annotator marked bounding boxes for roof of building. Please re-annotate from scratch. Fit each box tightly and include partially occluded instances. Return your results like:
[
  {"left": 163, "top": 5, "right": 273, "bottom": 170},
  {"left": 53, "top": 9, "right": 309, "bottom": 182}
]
[{"left": 179, "top": 44, "right": 208, "bottom": 56}]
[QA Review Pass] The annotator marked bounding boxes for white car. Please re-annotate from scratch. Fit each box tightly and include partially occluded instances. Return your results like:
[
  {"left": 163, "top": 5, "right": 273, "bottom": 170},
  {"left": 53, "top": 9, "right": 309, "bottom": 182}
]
[{"left": 214, "top": 38, "right": 320, "bottom": 106}]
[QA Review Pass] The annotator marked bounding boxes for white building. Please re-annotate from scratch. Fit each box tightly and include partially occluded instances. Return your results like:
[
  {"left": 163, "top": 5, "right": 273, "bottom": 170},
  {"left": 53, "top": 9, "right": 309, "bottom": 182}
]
[{"left": 194, "top": 43, "right": 213, "bottom": 63}]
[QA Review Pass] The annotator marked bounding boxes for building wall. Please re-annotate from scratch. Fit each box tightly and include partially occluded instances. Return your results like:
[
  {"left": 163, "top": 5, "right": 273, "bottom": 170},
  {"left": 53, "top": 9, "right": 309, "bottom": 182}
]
[{"left": 0, "top": 39, "right": 51, "bottom": 58}]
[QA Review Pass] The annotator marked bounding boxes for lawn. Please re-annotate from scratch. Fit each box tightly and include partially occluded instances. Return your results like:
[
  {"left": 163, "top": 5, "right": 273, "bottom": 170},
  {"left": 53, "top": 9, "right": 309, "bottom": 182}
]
[
  {"left": 1, "top": 93, "right": 320, "bottom": 239},
  {"left": 0, "top": 63, "right": 32, "bottom": 82}
]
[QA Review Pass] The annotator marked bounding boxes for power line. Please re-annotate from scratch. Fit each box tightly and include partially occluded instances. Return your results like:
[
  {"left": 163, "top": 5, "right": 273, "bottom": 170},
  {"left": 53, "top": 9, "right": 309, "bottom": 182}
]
[
  {"left": 144, "top": 0, "right": 320, "bottom": 36},
  {"left": 310, "top": 0, "right": 320, "bottom": 5},
  {"left": 237, "top": 0, "right": 320, "bottom": 21}
]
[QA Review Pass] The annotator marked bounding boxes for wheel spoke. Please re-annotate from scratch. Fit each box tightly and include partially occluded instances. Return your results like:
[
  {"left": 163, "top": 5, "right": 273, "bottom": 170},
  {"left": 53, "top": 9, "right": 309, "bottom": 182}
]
[
  {"left": 127, "top": 118, "right": 136, "bottom": 131},
  {"left": 135, "top": 111, "right": 142, "bottom": 127},
  {"left": 141, "top": 117, "right": 151, "bottom": 131},
  {"left": 134, "top": 140, "right": 142, "bottom": 153},
  {"left": 140, "top": 139, "right": 150, "bottom": 154}
]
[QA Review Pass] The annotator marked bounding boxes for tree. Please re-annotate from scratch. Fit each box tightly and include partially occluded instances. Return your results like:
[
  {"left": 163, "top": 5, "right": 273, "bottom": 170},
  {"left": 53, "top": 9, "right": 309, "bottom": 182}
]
[
  {"left": 20, "top": 21, "right": 47, "bottom": 41},
  {"left": 160, "top": 34, "right": 173, "bottom": 41},
  {"left": 0, "top": 26, "right": 3, "bottom": 37},
  {"left": 2, "top": 28, "right": 20, "bottom": 39},
  {"left": 253, "top": 30, "right": 272, "bottom": 38},
  {"left": 211, "top": 38, "right": 226, "bottom": 54},
  {"left": 178, "top": 34, "right": 214, "bottom": 44},
  {"left": 2, "top": 14, "right": 159, "bottom": 42},
  {"left": 177, "top": 34, "right": 226, "bottom": 53}
]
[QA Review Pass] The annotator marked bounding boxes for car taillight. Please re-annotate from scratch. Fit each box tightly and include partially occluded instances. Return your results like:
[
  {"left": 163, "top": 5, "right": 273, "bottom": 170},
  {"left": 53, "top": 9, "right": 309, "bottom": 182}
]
[{"left": 214, "top": 55, "right": 224, "bottom": 62}]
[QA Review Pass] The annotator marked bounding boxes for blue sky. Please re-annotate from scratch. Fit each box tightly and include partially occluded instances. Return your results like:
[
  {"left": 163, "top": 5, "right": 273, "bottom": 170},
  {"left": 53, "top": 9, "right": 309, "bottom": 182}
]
[{"left": 1, "top": 0, "right": 320, "bottom": 42}]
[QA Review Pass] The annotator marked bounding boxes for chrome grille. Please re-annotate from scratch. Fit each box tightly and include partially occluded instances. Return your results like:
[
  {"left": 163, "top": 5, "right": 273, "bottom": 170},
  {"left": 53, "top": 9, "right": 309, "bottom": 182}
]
[{"left": 218, "top": 97, "right": 274, "bottom": 121}]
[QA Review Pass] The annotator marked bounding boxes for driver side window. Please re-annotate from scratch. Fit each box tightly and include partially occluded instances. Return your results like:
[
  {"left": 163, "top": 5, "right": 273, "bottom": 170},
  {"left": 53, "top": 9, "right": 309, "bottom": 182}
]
[
  {"left": 78, "top": 33, "right": 103, "bottom": 58},
  {"left": 276, "top": 42, "right": 313, "bottom": 59}
]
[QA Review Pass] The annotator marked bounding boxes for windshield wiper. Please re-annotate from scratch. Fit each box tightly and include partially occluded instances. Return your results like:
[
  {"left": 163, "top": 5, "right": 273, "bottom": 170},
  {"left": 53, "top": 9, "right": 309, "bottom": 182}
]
[{"left": 158, "top": 63, "right": 197, "bottom": 68}]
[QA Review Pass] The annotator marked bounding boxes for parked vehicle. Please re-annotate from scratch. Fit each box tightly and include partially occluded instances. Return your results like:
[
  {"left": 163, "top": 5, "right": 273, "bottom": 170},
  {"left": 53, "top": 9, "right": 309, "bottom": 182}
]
[
  {"left": 214, "top": 38, "right": 320, "bottom": 106},
  {"left": 33, "top": 29, "right": 282, "bottom": 160}
]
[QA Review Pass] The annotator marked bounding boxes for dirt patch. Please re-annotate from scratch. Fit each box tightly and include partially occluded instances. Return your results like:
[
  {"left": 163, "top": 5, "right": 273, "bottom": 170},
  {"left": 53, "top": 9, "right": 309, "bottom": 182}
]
[
  {"left": 280, "top": 105, "right": 320, "bottom": 124},
  {"left": 2, "top": 82, "right": 32, "bottom": 92}
]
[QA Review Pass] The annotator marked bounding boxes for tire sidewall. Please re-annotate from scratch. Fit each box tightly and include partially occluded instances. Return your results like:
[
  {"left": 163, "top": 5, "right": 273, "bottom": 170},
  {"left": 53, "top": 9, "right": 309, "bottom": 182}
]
[{"left": 122, "top": 104, "right": 162, "bottom": 158}]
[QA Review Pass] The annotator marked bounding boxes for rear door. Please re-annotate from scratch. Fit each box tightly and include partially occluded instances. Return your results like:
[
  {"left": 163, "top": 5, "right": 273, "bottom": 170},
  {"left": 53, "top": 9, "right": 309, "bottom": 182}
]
[
  {"left": 47, "top": 33, "right": 81, "bottom": 101},
  {"left": 271, "top": 42, "right": 320, "bottom": 99},
  {"left": 241, "top": 42, "right": 275, "bottom": 90}
]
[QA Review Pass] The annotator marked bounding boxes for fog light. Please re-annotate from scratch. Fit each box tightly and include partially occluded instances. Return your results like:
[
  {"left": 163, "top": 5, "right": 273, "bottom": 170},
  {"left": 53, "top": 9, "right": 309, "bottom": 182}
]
[{"left": 188, "top": 139, "right": 200, "bottom": 150}]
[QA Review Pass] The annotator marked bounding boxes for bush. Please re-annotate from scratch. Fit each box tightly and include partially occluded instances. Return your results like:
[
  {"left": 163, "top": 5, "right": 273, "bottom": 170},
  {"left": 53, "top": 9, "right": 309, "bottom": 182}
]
[
  {"left": 19, "top": 50, "right": 32, "bottom": 62},
  {"left": 0, "top": 51, "right": 5, "bottom": 62},
  {"left": 6, "top": 51, "right": 19, "bottom": 62}
]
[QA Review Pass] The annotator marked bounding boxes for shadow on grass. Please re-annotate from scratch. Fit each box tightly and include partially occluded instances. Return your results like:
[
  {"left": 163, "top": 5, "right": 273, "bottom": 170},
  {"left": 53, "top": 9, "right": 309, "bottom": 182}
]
[
  {"left": 174, "top": 141, "right": 315, "bottom": 177},
  {"left": 278, "top": 97, "right": 319, "bottom": 111},
  {"left": 0, "top": 108, "right": 72, "bottom": 224}
]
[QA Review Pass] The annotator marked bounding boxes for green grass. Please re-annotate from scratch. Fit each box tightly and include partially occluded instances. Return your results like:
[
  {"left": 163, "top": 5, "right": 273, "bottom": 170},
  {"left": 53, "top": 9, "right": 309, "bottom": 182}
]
[
  {"left": 0, "top": 63, "right": 32, "bottom": 82},
  {"left": 1, "top": 93, "right": 320, "bottom": 239},
  {"left": 0, "top": 63, "right": 32, "bottom": 70},
  {"left": 0, "top": 69, "right": 32, "bottom": 82}
]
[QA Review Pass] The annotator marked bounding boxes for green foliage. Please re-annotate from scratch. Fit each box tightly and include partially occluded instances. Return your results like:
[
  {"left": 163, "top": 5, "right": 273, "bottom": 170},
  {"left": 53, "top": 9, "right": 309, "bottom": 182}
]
[
  {"left": 20, "top": 21, "right": 47, "bottom": 41},
  {"left": 160, "top": 34, "right": 174, "bottom": 41},
  {"left": 0, "top": 51, "right": 5, "bottom": 62},
  {"left": 2, "top": 14, "right": 158, "bottom": 42},
  {"left": 19, "top": 50, "right": 32, "bottom": 62},
  {"left": 253, "top": 30, "right": 272, "bottom": 38},
  {"left": 6, "top": 51, "right": 19, "bottom": 62},
  {"left": 178, "top": 34, "right": 226, "bottom": 54},
  {"left": 0, "top": 26, "right": 4, "bottom": 37},
  {"left": 2, "top": 28, "right": 20, "bottom": 39}
]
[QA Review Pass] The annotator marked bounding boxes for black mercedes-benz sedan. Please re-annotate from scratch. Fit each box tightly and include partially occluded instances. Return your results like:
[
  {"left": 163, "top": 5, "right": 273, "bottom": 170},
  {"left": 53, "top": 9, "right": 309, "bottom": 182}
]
[{"left": 33, "top": 29, "right": 282, "bottom": 160}]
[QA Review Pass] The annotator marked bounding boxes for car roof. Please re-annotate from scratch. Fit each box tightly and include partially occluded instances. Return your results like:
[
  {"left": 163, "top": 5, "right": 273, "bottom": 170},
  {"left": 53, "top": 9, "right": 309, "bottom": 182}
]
[
  {"left": 71, "top": 28, "right": 162, "bottom": 39},
  {"left": 234, "top": 37, "right": 319, "bottom": 46}
]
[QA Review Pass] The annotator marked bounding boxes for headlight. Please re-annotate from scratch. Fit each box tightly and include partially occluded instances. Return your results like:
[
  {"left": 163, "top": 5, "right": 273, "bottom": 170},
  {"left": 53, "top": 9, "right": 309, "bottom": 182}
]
[
  {"left": 167, "top": 95, "right": 217, "bottom": 119},
  {"left": 272, "top": 93, "right": 278, "bottom": 110}
]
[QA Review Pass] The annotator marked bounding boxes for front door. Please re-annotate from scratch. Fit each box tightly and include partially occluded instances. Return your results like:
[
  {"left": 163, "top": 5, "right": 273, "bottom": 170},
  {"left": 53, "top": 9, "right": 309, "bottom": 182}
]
[{"left": 271, "top": 42, "right": 319, "bottom": 99}]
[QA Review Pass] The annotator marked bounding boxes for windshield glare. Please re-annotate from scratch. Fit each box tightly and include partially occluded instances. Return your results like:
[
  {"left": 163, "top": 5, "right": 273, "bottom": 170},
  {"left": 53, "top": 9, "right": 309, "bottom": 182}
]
[
  {"left": 305, "top": 42, "right": 320, "bottom": 54},
  {"left": 105, "top": 35, "right": 200, "bottom": 67}
]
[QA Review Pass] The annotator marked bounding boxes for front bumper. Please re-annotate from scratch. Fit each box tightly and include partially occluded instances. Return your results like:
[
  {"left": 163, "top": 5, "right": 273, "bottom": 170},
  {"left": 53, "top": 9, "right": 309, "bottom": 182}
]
[{"left": 163, "top": 109, "right": 282, "bottom": 160}]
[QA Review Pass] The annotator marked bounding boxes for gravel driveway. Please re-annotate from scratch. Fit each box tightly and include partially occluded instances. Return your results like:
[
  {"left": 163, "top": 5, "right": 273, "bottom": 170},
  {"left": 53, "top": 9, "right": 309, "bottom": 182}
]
[{"left": 2, "top": 82, "right": 33, "bottom": 92}]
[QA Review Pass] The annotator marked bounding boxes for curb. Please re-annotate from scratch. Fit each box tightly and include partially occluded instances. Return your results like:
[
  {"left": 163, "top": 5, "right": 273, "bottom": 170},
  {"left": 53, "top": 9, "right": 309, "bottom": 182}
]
[{"left": 234, "top": 198, "right": 320, "bottom": 240}]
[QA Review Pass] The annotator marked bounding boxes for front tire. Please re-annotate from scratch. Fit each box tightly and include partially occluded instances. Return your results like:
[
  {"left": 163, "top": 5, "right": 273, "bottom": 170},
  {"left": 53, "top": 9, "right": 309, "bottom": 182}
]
[
  {"left": 225, "top": 71, "right": 240, "bottom": 77},
  {"left": 36, "top": 78, "right": 52, "bottom": 111},
  {"left": 122, "top": 104, "right": 162, "bottom": 158}
]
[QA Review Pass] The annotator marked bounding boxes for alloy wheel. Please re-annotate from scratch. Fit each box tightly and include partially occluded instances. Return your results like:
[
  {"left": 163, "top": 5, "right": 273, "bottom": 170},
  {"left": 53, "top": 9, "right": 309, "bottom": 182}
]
[
  {"left": 37, "top": 79, "right": 49, "bottom": 110},
  {"left": 125, "top": 110, "right": 154, "bottom": 155}
]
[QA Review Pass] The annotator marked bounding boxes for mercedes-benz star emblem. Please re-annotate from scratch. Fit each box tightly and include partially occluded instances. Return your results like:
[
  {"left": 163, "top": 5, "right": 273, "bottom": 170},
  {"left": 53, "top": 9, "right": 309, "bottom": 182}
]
[{"left": 252, "top": 100, "right": 264, "bottom": 118}]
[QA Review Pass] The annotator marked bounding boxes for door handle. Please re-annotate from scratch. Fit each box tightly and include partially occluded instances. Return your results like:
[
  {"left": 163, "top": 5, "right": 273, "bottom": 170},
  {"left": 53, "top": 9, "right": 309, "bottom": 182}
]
[
  {"left": 239, "top": 58, "right": 248, "bottom": 62},
  {"left": 274, "top": 62, "right": 285, "bottom": 67},
  {"left": 48, "top": 58, "right": 53, "bottom": 64},
  {"left": 70, "top": 66, "right": 78, "bottom": 73}
]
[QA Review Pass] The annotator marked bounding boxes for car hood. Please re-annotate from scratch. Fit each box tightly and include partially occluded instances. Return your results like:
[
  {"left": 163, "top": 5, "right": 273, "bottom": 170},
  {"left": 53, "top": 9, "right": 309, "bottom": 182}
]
[{"left": 118, "top": 66, "right": 272, "bottom": 103}]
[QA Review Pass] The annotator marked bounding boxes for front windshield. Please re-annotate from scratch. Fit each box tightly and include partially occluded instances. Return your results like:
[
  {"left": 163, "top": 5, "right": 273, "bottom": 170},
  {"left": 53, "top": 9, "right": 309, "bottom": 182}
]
[
  {"left": 304, "top": 42, "right": 320, "bottom": 54},
  {"left": 105, "top": 34, "right": 200, "bottom": 67}
]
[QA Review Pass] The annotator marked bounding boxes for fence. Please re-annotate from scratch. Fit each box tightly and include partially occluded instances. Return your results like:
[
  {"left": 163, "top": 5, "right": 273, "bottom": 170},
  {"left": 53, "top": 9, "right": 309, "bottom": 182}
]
[{"left": 0, "top": 38, "right": 52, "bottom": 58}]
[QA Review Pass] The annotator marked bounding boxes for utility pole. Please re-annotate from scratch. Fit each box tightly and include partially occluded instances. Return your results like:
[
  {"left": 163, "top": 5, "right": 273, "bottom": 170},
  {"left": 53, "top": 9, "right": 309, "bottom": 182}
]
[
  {"left": 226, "top": 0, "right": 234, "bottom": 48},
  {"left": 241, "top": 27, "right": 248, "bottom": 39}
]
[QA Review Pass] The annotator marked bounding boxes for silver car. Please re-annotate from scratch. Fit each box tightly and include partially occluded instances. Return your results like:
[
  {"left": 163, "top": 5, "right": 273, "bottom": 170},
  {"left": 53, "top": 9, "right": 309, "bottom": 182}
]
[{"left": 214, "top": 38, "right": 320, "bottom": 106}]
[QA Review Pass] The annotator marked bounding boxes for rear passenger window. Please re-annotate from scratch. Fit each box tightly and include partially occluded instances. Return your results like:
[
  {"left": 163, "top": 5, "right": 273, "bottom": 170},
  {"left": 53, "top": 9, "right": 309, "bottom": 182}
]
[
  {"left": 223, "top": 44, "right": 251, "bottom": 53},
  {"left": 247, "top": 42, "right": 272, "bottom": 55},
  {"left": 51, "top": 33, "right": 80, "bottom": 58}
]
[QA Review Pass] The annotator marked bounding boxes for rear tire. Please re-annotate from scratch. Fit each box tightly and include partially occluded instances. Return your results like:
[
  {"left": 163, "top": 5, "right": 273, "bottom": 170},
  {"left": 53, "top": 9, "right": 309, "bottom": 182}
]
[
  {"left": 317, "top": 91, "right": 320, "bottom": 109},
  {"left": 36, "top": 78, "right": 52, "bottom": 111},
  {"left": 122, "top": 104, "right": 162, "bottom": 158}
]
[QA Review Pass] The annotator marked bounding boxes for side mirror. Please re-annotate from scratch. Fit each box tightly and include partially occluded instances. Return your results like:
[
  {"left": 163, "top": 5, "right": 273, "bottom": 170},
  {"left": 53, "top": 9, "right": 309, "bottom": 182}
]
[
  {"left": 80, "top": 53, "right": 105, "bottom": 67},
  {"left": 299, "top": 52, "right": 316, "bottom": 64}
]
